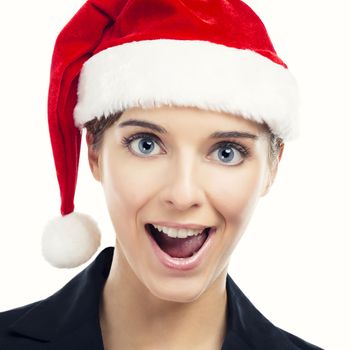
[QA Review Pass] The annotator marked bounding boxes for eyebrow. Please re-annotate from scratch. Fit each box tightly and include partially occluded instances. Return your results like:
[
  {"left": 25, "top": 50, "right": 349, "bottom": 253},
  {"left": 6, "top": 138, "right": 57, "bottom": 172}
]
[{"left": 118, "top": 119, "right": 258, "bottom": 140}]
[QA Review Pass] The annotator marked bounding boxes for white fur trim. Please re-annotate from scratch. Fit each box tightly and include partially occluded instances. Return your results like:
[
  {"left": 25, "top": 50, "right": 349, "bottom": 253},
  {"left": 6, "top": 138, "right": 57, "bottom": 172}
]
[
  {"left": 42, "top": 212, "right": 101, "bottom": 268},
  {"left": 74, "top": 39, "right": 299, "bottom": 140}
]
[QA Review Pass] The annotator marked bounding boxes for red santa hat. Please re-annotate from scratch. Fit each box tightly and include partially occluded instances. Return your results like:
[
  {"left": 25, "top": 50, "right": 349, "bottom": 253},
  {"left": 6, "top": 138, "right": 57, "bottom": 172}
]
[{"left": 42, "top": 0, "right": 299, "bottom": 268}]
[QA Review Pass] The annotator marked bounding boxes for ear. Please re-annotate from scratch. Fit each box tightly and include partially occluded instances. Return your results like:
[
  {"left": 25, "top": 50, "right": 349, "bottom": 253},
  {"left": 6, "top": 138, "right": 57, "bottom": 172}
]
[
  {"left": 261, "top": 143, "right": 284, "bottom": 197},
  {"left": 86, "top": 132, "right": 102, "bottom": 182}
]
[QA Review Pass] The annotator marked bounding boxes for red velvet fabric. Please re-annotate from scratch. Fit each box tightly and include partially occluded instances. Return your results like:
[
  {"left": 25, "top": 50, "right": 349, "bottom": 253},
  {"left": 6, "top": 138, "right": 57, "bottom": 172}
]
[
  {"left": 92, "top": 0, "right": 286, "bottom": 66},
  {"left": 48, "top": 2, "right": 112, "bottom": 215},
  {"left": 48, "top": 0, "right": 287, "bottom": 216}
]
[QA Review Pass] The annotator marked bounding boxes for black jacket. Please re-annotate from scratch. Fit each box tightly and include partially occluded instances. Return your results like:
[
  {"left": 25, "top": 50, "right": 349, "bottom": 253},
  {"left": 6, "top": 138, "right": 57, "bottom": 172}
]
[{"left": 0, "top": 247, "right": 323, "bottom": 349}]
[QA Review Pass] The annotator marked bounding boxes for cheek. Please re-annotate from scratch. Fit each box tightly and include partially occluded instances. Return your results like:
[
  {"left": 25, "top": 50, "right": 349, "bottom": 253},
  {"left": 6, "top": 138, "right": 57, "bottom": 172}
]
[
  {"left": 101, "top": 150, "right": 163, "bottom": 223},
  {"left": 102, "top": 158, "right": 146, "bottom": 214},
  {"left": 206, "top": 162, "right": 266, "bottom": 226}
]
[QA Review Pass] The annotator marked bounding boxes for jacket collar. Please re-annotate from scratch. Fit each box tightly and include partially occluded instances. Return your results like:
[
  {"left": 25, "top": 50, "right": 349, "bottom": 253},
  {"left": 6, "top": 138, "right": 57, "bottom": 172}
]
[{"left": 7, "top": 247, "right": 299, "bottom": 349}]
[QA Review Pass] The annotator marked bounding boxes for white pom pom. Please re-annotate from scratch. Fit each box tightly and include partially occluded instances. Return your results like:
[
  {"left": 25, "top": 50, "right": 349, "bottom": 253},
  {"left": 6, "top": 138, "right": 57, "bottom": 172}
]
[{"left": 42, "top": 212, "right": 101, "bottom": 268}]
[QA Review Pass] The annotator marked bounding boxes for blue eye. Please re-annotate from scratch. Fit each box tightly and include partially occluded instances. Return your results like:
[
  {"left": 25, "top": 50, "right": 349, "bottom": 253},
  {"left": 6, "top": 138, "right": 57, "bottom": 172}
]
[
  {"left": 121, "top": 133, "right": 249, "bottom": 165},
  {"left": 121, "top": 133, "right": 163, "bottom": 156},
  {"left": 210, "top": 143, "right": 245, "bottom": 166}
]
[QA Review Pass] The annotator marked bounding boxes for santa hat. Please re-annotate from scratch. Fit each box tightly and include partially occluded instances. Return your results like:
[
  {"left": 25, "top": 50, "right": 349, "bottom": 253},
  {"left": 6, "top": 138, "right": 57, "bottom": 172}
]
[{"left": 42, "top": 0, "right": 299, "bottom": 268}]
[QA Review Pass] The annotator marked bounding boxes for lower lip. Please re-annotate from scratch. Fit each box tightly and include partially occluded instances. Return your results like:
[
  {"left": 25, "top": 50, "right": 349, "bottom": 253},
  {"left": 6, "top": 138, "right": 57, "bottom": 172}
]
[{"left": 145, "top": 225, "right": 216, "bottom": 271}]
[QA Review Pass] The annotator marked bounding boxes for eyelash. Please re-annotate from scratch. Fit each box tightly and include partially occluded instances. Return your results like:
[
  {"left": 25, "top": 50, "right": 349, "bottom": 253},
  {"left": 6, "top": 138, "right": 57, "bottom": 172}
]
[{"left": 121, "top": 132, "right": 251, "bottom": 165}]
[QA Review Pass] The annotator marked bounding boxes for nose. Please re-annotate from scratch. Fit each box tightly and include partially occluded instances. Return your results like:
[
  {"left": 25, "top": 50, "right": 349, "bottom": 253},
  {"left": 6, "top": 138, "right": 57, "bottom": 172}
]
[{"left": 159, "top": 152, "right": 206, "bottom": 211}]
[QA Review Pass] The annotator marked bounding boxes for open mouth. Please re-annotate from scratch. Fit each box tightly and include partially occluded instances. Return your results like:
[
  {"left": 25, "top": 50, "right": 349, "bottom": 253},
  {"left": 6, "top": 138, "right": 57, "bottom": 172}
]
[{"left": 145, "top": 224, "right": 211, "bottom": 259}]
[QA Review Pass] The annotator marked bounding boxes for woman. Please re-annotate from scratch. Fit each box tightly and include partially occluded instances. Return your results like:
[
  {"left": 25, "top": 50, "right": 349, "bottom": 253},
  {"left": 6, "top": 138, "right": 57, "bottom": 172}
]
[{"left": 0, "top": 0, "right": 323, "bottom": 349}]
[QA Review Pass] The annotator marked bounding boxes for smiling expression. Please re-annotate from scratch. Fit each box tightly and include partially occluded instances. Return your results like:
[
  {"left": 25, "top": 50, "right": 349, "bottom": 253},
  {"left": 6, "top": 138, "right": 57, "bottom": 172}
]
[{"left": 88, "top": 105, "right": 275, "bottom": 302}]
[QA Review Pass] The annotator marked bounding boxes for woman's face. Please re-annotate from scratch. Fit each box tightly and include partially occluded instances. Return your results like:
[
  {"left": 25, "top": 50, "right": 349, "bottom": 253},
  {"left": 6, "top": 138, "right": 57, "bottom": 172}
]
[{"left": 89, "top": 105, "right": 277, "bottom": 302}]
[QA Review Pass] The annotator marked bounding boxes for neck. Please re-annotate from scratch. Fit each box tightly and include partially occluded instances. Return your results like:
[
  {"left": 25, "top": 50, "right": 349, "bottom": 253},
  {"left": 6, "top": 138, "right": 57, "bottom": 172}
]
[{"left": 99, "top": 248, "right": 228, "bottom": 350}]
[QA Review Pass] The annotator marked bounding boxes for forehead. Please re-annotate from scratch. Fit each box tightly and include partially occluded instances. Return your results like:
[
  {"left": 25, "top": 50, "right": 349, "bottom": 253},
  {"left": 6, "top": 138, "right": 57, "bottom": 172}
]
[{"left": 117, "top": 105, "right": 267, "bottom": 136}]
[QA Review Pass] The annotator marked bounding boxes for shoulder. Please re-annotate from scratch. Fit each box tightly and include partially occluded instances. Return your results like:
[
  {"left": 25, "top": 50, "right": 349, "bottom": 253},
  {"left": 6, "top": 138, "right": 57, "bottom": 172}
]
[
  {"left": 225, "top": 274, "right": 325, "bottom": 350},
  {"left": 279, "top": 328, "right": 324, "bottom": 350},
  {"left": 0, "top": 249, "right": 114, "bottom": 349},
  {"left": 0, "top": 301, "right": 41, "bottom": 329},
  {"left": 0, "top": 301, "right": 43, "bottom": 349}
]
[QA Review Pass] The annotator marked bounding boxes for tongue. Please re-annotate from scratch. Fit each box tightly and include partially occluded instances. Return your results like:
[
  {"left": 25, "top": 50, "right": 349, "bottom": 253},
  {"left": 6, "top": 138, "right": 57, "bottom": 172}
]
[{"left": 151, "top": 226, "right": 208, "bottom": 258}]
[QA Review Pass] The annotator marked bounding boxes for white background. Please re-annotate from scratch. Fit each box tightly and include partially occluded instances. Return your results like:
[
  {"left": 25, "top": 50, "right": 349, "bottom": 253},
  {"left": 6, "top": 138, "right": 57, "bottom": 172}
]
[{"left": 0, "top": 1, "right": 349, "bottom": 349}]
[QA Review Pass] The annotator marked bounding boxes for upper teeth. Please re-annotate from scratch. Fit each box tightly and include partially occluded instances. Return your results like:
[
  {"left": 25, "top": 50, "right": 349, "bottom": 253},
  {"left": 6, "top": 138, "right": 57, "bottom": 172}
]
[{"left": 153, "top": 224, "right": 206, "bottom": 239}]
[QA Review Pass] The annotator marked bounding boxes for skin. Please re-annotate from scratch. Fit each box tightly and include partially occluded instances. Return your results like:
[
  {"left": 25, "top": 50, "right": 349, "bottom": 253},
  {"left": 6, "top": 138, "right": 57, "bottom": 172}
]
[{"left": 87, "top": 105, "right": 284, "bottom": 350}]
